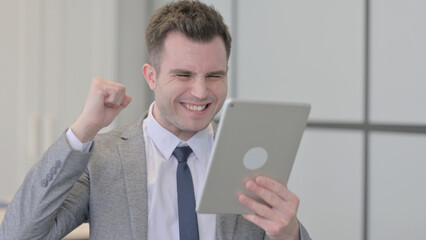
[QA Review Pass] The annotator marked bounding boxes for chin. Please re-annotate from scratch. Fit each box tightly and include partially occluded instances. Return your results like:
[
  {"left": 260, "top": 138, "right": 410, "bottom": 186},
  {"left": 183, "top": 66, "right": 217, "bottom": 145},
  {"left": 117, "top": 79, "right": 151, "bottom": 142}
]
[{"left": 184, "top": 121, "right": 210, "bottom": 132}]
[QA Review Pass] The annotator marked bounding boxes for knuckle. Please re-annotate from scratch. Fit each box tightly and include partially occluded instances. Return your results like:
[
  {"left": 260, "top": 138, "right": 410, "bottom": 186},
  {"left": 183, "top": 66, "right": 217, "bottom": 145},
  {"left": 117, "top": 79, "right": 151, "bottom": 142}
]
[
  {"left": 271, "top": 195, "right": 281, "bottom": 206},
  {"left": 284, "top": 204, "right": 297, "bottom": 217},
  {"left": 293, "top": 195, "right": 300, "bottom": 206},
  {"left": 92, "top": 86, "right": 104, "bottom": 96},
  {"left": 246, "top": 198, "right": 255, "bottom": 208},
  {"left": 92, "top": 76, "right": 103, "bottom": 84},
  {"left": 288, "top": 209, "right": 297, "bottom": 217},
  {"left": 91, "top": 77, "right": 105, "bottom": 90},
  {"left": 258, "top": 208, "right": 266, "bottom": 216},
  {"left": 277, "top": 185, "right": 286, "bottom": 195},
  {"left": 268, "top": 178, "right": 277, "bottom": 187},
  {"left": 278, "top": 216, "right": 289, "bottom": 227},
  {"left": 258, "top": 205, "right": 271, "bottom": 217},
  {"left": 253, "top": 185, "right": 263, "bottom": 195},
  {"left": 114, "top": 83, "right": 126, "bottom": 95},
  {"left": 287, "top": 208, "right": 296, "bottom": 218}
]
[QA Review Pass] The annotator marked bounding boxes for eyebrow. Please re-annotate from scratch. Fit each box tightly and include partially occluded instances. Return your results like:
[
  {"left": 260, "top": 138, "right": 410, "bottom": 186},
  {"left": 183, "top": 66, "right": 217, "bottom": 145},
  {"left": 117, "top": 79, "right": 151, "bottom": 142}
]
[
  {"left": 205, "top": 70, "right": 227, "bottom": 76},
  {"left": 169, "top": 69, "right": 227, "bottom": 76},
  {"left": 169, "top": 69, "right": 193, "bottom": 75}
]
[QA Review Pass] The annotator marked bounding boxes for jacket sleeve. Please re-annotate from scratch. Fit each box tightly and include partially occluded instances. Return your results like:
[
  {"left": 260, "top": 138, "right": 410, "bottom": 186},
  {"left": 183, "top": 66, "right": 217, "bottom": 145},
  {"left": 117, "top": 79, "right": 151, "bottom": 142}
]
[
  {"left": 299, "top": 222, "right": 311, "bottom": 240},
  {"left": 263, "top": 221, "right": 312, "bottom": 240},
  {"left": 0, "top": 133, "right": 92, "bottom": 240}
]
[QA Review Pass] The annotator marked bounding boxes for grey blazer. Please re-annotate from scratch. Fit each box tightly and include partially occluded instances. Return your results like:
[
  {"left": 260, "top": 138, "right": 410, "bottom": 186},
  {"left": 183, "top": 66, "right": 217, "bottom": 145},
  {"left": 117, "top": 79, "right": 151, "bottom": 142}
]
[{"left": 0, "top": 115, "right": 311, "bottom": 240}]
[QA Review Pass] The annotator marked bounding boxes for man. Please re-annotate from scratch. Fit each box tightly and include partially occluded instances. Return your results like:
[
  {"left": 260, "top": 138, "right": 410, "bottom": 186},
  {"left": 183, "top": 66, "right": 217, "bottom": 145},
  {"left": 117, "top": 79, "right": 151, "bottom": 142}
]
[{"left": 0, "top": 1, "right": 311, "bottom": 239}]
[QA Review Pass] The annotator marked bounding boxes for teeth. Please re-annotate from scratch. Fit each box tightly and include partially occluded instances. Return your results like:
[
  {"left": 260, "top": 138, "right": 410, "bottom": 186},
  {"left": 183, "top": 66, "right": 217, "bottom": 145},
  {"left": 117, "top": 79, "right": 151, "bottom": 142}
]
[{"left": 184, "top": 103, "right": 207, "bottom": 111}]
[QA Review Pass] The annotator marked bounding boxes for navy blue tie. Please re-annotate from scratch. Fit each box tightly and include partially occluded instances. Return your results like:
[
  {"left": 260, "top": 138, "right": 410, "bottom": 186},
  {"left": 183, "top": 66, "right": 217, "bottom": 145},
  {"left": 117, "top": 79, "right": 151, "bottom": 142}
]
[{"left": 173, "top": 146, "right": 199, "bottom": 240}]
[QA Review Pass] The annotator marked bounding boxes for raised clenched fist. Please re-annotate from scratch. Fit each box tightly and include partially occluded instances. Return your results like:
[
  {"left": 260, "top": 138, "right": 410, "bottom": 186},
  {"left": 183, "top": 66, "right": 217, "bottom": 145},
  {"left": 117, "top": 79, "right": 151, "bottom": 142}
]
[{"left": 71, "top": 77, "right": 132, "bottom": 143}]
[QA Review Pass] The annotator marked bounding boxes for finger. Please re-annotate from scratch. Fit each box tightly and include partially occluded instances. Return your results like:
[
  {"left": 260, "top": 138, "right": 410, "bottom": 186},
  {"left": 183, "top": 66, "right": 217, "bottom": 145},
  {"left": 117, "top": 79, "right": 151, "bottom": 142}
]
[
  {"left": 239, "top": 193, "right": 293, "bottom": 229},
  {"left": 245, "top": 179, "right": 290, "bottom": 212},
  {"left": 107, "top": 94, "right": 131, "bottom": 112},
  {"left": 238, "top": 193, "right": 275, "bottom": 219},
  {"left": 240, "top": 193, "right": 301, "bottom": 239},
  {"left": 255, "top": 176, "right": 300, "bottom": 205},
  {"left": 245, "top": 179, "right": 300, "bottom": 219},
  {"left": 120, "top": 94, "right": 132, "bottom": 108},
  {"left": 104, "top": 84, "right": 126, "bottom": 107}
]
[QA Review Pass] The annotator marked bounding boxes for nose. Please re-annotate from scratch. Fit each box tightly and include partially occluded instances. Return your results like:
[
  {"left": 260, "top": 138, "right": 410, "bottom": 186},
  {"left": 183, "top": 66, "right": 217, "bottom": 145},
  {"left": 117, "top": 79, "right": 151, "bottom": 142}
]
[{"left": 191, "top": 78, "right": 208, "bottom": 99}]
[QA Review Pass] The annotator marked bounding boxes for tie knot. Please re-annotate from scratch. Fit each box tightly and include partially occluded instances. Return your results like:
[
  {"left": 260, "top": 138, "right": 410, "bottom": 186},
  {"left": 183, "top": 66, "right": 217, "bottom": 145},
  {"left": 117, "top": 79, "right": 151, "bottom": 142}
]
[{"left": 173, "top": 146, "right": 193, "bottom": 163}]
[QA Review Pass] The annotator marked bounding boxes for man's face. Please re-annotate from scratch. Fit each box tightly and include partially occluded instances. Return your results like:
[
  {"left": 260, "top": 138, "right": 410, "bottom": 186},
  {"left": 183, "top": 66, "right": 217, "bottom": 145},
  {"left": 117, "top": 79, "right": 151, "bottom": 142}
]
[{"left": 144, "top": 31, "right": 228, "bottom": 141}]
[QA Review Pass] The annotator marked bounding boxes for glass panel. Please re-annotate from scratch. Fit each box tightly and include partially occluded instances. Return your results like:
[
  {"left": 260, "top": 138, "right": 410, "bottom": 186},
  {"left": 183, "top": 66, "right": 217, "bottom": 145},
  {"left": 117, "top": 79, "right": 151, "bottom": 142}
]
[
  {"left": 370, "top": 0, "right": 426, "bottom": 124},
  {"left": 289, "top": 129, "right": 363, "bottom": 240},
  {"left": 369, "top": 132, "right": 426, "bottom": 239},
  {"left": 235, "top": 0, "right": 365, "bottom": 122}
]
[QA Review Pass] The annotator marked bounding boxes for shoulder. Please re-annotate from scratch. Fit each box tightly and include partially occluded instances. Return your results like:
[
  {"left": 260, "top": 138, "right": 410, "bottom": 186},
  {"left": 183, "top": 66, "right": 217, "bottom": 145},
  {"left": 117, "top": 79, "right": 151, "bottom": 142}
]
[
  {"left": 94, "top": 113, "right": 148, "bottom": 146},
  {"left": 89, "top": 113, "right": 147, "bottom": 158}
]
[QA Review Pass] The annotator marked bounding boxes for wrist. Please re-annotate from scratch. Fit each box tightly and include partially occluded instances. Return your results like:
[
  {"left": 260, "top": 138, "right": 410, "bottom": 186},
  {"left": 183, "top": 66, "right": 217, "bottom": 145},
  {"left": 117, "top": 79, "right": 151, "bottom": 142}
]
[{"left": 71, "top": 117, "right": 100, "bottom": 143}]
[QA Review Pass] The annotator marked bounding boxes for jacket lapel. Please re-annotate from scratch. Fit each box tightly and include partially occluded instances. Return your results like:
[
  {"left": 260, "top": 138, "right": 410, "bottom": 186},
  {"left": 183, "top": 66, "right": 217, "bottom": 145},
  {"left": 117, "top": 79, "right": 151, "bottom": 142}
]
[{"left": 117, "top": 115, "right": 149, "bottom": 240}]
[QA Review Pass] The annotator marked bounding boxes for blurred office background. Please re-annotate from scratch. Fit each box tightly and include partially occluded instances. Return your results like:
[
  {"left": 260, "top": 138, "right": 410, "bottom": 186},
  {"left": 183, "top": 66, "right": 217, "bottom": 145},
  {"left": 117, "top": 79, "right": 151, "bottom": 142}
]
[{"left": 1, "top": 0, "right": 425, "bottom": 239}]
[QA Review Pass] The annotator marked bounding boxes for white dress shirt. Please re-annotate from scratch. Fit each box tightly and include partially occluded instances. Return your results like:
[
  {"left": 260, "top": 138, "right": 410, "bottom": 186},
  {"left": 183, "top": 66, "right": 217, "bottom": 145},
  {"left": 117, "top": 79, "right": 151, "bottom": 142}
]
[{"left": 66, "top": 102, "right": 216, "bottom": 240}]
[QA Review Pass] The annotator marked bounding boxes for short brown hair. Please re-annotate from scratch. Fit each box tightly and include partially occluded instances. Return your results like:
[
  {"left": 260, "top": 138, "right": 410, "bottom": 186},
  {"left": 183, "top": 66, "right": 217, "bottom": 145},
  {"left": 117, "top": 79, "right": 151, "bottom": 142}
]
[{"left": 145, "top": 0, "right": 232, "bottom": 71}]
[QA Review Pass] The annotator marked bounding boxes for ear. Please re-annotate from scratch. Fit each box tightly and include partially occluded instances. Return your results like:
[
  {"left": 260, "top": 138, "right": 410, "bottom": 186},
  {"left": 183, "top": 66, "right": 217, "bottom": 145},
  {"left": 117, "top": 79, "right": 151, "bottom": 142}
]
[{"left": 143, "top": 64, "right": 157, "bottom": 90}]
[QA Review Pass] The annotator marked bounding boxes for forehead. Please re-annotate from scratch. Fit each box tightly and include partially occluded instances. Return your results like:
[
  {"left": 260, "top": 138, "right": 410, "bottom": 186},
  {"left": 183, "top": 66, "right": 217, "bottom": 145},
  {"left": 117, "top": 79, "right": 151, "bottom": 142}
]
[{"left": 160, "top": 31, "right": 228, "bottom": 72}]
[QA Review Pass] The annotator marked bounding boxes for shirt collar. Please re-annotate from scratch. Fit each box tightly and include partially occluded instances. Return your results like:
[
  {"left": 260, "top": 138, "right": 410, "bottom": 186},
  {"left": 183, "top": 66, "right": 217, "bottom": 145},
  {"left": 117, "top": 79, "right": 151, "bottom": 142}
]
[{"left": 146, "top": 102, "right": 213, "bottom": 160}]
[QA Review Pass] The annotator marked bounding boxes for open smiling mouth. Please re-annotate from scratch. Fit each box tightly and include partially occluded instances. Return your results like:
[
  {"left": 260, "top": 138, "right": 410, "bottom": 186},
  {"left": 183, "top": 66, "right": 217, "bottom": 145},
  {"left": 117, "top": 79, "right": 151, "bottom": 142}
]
[{"left": 182, "top": 103, "right": 210, "bottom": 112}]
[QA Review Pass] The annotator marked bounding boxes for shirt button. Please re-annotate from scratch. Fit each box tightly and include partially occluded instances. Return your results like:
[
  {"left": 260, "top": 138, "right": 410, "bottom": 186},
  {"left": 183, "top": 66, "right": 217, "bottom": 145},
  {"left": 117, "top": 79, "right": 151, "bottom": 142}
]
[{"left": 50, "top": 167, "right": 57, "bottom": 175}]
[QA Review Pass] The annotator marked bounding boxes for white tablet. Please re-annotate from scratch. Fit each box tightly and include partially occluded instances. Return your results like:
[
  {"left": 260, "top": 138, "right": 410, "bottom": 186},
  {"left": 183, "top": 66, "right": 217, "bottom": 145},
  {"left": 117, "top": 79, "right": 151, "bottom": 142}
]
[{"left": 196, "top": 98, "right": 310, "bottom": 214}]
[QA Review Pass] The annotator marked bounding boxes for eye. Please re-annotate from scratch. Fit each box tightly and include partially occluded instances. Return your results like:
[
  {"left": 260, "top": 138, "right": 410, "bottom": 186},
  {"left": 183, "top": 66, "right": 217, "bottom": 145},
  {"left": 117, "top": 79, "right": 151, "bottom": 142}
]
[
  {"left": 177, "top": 74, "right": 190, "bottom": 78},
  {"left": 207, "top": 75, "right": 222, "bottom": 79}
]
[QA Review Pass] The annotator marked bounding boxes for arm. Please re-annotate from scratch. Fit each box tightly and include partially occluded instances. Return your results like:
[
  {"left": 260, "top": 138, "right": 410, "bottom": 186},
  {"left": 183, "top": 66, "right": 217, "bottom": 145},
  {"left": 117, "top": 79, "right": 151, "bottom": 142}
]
[
  {"left": 238, "top": 176, "right": 311, "bottom": 240},
  {"left": 0, "top": 77, "right": 131, "bottom": 239},
  {"left": 0, "top": 135, "right": 91, "bottom": 239}
]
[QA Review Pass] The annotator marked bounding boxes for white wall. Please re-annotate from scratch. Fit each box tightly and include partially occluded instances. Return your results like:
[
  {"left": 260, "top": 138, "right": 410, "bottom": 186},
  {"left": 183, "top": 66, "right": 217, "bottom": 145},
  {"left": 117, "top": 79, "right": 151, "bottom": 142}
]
[
  {"left": 0, "top": 0, "right": 149, "bottom": 198},
  {"left": 0, "top": 0, "right": 20, "bottom": 200}
]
